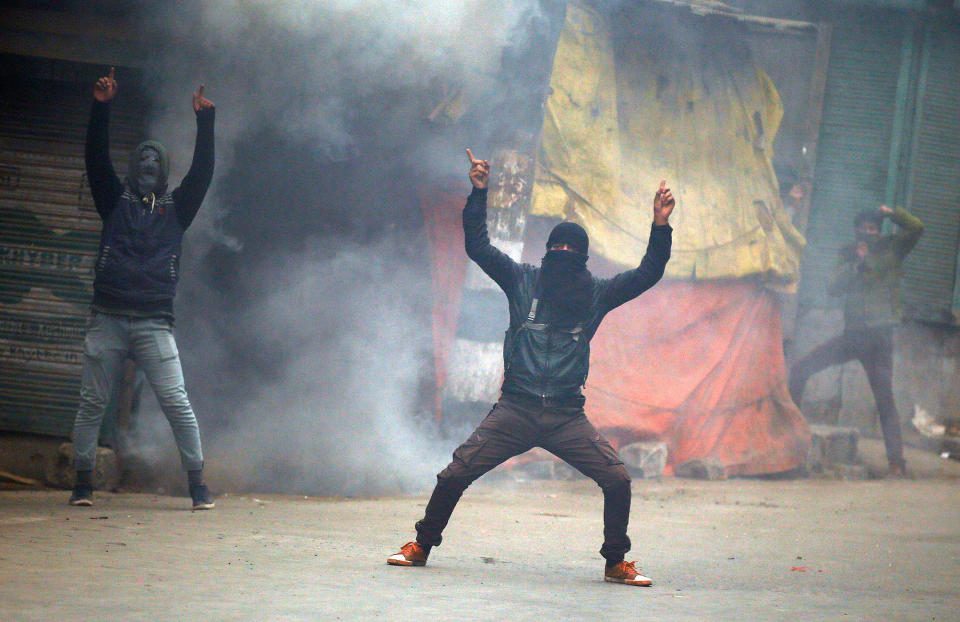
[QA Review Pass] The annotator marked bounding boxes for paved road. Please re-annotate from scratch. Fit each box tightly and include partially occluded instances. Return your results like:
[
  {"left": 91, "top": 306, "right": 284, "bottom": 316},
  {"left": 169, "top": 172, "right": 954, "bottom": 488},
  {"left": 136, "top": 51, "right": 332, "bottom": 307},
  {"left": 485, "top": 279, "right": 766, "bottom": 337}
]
[{"left": 2, "top": 474, "right": 959, "bottom": 621}]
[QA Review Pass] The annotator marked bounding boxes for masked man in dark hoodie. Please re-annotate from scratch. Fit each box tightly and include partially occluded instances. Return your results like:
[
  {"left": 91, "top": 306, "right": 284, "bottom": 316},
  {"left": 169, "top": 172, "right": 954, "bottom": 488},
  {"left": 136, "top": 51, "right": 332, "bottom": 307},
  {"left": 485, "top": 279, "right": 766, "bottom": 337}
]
[
  {"left": 69, "top": 68, "right": 216, "bottom": 510},
  {"left": 388, "top": 149, "right": 674, "bottom": 586}
]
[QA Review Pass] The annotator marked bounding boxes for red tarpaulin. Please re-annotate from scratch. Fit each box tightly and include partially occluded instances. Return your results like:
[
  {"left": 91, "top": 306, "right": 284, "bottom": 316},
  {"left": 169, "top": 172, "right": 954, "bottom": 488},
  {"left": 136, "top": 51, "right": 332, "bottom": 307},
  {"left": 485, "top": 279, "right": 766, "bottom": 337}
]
[
  {"left": 585, "top": 279, "right": 809, "bottom": 475},
  {"left": 420, "top": 190, "right": 469, "bottom": 423}
]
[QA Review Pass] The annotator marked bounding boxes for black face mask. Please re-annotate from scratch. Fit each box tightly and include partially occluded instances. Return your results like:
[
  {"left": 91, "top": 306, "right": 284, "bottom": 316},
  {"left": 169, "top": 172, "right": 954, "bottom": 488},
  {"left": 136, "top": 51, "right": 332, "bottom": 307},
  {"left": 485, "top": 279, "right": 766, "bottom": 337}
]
[{"left": 540, "top": 250, "right": 593, "bottom": 329}]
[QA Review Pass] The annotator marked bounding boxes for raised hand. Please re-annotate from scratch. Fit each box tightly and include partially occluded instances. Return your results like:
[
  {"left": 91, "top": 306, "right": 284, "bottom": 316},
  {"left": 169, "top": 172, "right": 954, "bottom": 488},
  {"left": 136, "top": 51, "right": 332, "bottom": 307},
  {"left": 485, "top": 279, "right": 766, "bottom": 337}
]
[
  {"left": 193, "top": 85, "right": 214, "bottom": 113},
  {"left": 653, "top": 180, "right": 675, "bottom": 226},
  {"left": 93, "top": 67, "right": 118, "bottom": 103},
  {"left": 466, "top": 148, "right": 490, "bottom": 189}
]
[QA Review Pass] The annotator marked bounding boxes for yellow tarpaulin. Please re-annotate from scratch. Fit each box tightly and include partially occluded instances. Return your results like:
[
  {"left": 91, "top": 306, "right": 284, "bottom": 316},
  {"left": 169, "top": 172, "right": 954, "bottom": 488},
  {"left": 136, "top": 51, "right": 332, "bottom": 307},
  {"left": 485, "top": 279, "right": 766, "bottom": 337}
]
[{"left": 531, "top": 2, "right": 804, "bottom": 285}]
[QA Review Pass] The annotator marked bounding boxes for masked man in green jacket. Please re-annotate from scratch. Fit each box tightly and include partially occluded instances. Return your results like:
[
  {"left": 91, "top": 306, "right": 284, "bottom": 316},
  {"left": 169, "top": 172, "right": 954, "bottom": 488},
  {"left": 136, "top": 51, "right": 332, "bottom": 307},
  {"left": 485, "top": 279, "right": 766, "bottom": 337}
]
[{"left": 790, "top": 205, "right": 924, "bottom": 476}]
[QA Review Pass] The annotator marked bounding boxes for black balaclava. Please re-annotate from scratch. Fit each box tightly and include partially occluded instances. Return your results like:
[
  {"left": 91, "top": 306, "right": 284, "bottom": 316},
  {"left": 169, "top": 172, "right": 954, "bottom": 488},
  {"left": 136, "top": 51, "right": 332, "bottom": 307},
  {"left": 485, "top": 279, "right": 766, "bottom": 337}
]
[
  {"left": 127, "top": 140, "right": 170, "bottom": 198},
  {"left": 540, "top": 222, "right": 593, "bottom": 329},
  {"left": 546, "top": 221, "right": 589, "bottom": 255}
]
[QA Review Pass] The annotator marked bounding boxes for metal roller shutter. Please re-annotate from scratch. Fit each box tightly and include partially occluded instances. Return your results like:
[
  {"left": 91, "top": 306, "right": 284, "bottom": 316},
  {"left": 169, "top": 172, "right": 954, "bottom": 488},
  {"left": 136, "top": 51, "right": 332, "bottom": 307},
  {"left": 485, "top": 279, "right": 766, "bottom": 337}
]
[
  {"left": 800, "top": 13, "right": 909, "bottom": 310},
  {"left": 0, "top": 54, "right": 146, "bottom": 437},
  {"left": 900, "top": 26, "right": 960, "bottom": 324}
]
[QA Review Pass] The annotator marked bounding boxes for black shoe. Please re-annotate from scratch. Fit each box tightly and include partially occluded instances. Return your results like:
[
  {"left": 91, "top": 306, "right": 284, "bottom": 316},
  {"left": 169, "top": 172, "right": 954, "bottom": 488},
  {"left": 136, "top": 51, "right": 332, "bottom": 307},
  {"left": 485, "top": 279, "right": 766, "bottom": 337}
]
[
  {"left": 189, "top": 483, "right": 215, "bottom": 510},
  {"left": 69, "top": 484, "right": 94, "bottom": 506}
]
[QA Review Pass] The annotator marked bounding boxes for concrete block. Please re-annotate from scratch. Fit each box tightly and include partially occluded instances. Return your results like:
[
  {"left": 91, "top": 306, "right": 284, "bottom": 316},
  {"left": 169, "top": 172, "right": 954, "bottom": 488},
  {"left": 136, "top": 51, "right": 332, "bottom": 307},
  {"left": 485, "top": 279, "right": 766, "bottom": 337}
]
[
  {"left": 619, "top": 441, "right": 667, "bottom": 479},
  {"left": 43, "top": 443, "right": 120, "bottom": 491},
  {"left": 0, "top": 433, "right": 62, "bottom": 482},
  {"left": 674, "top": 458, "right": 727, "bottom": 481},
  {"left": 806, "top": 424, "right": 859, "bottom": 473},
  {"left": 510, "top": 459, "right": 579, "bottom": 481}
]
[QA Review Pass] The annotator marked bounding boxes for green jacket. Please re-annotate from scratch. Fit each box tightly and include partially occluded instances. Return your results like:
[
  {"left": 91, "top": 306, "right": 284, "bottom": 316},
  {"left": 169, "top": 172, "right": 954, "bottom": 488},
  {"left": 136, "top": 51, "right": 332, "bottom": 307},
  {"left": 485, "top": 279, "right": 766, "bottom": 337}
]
[{"left": 828, "top": 208, "right": 924, "bottom": 329}]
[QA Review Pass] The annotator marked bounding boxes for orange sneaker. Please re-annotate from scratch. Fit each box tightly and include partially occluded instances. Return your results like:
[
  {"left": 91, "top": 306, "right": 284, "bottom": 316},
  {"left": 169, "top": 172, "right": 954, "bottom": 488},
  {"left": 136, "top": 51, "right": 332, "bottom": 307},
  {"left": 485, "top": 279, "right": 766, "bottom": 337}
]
[
  {"left": 387, "top": 541, "right": 429, "bottom": 567},
  {"left": 604, "top": 560, "right": 652, "bottom": 586}
]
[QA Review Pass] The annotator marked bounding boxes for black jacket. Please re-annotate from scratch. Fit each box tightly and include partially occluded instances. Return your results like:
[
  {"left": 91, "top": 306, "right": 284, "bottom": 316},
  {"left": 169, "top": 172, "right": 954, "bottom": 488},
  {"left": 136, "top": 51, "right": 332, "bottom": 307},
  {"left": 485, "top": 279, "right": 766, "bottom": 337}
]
[
  {"left": 463, "top": 187, "right": 672, "bottom": 399},
  {"left": 85, "top": 100, "right": 215, "bottom": 316}
]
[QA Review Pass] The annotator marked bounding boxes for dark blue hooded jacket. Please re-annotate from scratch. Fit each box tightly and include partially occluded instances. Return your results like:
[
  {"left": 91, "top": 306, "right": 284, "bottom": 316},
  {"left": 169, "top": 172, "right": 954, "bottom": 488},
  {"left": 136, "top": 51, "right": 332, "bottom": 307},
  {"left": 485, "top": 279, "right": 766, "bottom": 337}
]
[{"left": 85, "top": 100, "right": 214, "bottom": 317}]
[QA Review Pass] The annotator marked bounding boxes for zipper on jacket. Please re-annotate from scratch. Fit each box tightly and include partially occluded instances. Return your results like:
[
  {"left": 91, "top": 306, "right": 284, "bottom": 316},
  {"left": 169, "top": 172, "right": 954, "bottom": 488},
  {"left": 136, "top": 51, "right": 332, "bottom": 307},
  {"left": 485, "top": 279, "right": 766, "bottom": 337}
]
[
  {"left": 97, "top": 245, "right": 111, "bottom": 271},
  {"left": 541, "top": 329, "right": 553, "bottom": 398}
]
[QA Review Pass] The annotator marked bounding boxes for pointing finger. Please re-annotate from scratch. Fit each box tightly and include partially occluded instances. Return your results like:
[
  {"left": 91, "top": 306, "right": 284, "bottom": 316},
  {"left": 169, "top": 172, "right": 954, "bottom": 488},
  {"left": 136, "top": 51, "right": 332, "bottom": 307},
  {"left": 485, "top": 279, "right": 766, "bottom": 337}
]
[
  {"left": 466, "top": 148, "right": 477, "bottom": 164},
  {"left": 197, "top": 84, "right": 205, "bottom": 98},
  {"left": 108, "top": 67, "right": 115, "bottom": 81},
  {"left": 659, "top": 179, "right": 667, "bottom": 193}
]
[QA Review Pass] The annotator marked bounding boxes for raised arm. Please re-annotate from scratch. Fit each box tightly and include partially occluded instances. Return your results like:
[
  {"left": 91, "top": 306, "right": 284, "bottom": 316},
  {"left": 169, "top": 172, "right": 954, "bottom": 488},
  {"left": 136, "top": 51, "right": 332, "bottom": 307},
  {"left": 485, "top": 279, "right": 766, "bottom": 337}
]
[
  {"left": 85, "top": 68, "right": 123, "bottom": 219},
  {"left": 171, "top": 85, "right": 216, "bottom": 230},
  {"left": 599, "top": 181, "right": 674, "bottom": 311},
  {"left": 881, "top": 205, "right": 924, "bottom": 258},
  {"left": 462, "top": 149, "right": 522, "bottom": 294}
]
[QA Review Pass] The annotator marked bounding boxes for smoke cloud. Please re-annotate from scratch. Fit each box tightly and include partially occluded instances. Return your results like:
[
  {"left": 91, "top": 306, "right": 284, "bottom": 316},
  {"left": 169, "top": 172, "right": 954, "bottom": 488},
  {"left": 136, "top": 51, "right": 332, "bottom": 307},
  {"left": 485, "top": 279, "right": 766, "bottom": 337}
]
[{"left": 116, "top": 0, "right": 563, "bottom": 495}]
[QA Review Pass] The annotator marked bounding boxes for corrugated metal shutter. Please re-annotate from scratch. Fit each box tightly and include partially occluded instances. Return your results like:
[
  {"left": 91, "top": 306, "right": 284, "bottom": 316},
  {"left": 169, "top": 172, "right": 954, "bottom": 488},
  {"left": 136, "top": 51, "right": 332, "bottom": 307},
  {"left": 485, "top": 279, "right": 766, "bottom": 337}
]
[
  {"left": 900, "top": 25, "right": 960, "bottom": 324},
  {"left": 800, "top": 14, "right": 908, "bottom": 309},
  {"left": 0, "top": 54, "right": 146, "bottom": 437}
]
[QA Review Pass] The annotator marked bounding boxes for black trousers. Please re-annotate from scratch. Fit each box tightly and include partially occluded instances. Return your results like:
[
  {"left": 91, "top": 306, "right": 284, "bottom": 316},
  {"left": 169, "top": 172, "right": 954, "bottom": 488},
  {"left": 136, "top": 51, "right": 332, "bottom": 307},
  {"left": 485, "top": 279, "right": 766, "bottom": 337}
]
[
  {"left": 789, "top": 326, "right": 904, "bottom": 469},
  {"left": 415, "top": 392, "right": 632, "bottom": 562}
]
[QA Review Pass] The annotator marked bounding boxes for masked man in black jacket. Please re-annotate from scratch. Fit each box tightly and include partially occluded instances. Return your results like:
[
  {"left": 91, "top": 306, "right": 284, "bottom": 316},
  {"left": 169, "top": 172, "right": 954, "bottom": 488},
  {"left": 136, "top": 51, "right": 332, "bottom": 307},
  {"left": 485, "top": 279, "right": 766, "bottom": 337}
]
[
  {"left": 388, "top": 149, "right": 674, "bottom": 586},
  {"left": 69, "top": 68, "right": 215, "bottom": 510}
]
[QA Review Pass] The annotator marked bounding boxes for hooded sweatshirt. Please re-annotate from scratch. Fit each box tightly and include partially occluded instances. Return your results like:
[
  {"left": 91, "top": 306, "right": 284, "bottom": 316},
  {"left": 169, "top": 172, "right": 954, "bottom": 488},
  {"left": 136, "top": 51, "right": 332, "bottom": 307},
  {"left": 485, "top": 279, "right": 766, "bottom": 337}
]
[{"left": 85, "top": 100, "right": 215, "bottom": 318}]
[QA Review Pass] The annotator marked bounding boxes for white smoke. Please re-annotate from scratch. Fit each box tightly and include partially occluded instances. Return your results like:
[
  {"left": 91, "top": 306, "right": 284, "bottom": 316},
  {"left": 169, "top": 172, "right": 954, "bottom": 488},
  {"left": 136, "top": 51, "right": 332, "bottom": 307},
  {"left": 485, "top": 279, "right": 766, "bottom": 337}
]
[{"left": 117, "top": 0, "right": 555, "bottom": 495}]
